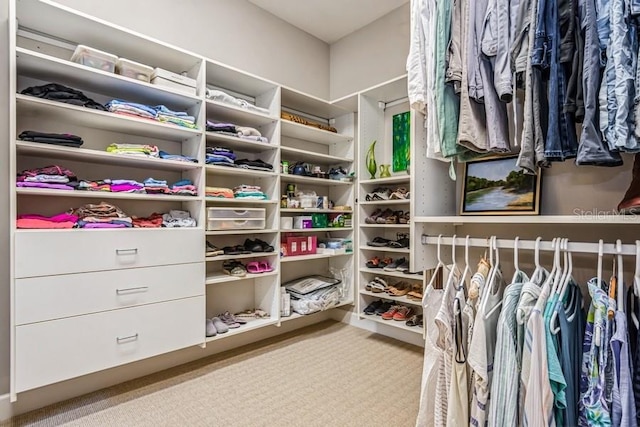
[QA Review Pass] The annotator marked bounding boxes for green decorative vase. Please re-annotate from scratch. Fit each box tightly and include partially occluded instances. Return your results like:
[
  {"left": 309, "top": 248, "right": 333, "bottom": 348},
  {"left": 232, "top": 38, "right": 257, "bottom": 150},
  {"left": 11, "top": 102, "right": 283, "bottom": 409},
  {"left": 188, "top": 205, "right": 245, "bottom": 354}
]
[
  {"left": 379, "top": 164, "right": 391, "bottom": 178},
  {"left": 365, "top": 140, "right": 377, "bottom": 179}
]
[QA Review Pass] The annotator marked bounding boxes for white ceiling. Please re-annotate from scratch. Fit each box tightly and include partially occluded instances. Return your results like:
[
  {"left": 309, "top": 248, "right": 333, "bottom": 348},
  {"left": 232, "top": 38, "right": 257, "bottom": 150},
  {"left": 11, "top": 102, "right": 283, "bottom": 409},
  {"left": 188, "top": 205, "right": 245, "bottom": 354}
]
[{"left": 247, "top": 0, "right": 409, "bottom": 44}]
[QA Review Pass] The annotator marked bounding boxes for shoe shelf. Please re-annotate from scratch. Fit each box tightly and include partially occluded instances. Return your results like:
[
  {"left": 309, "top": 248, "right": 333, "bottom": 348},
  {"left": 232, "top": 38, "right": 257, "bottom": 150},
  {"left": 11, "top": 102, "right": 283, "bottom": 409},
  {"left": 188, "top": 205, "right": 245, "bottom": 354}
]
[
  {"left": 358, "top": 289, "right": 423, "bottom": 308},
  {"left": 359, "top": 199, "right": 410, "bottom": 205},
  {"left": 204, "top": 164, "right": 276, "bottom": 177},
  {"left": 16, "top": 187, "right": 201, "bottom": 202},
  {"left": 205, "top": 99, "right": 278, "bottom": 127},
  {"left": 280, "top": 208, "right": 353, "bottom": 214},
  {"left": 205, "top": 270, "right": 279, "bottom": 285},
  {"left": 360, "top": 245, "right": 410, "bottom": 253},
  {"left": 205, "top": 252, "right": 279, "bottom": 262},
  {"left": 357, "top": 313, "right": 423, "bottom": 334},
  {"left": 359, "top": 267, "right": 423, "bottom": 280},
  {"left": 280, "top": 120, "right": 353, "bottom": 146},
  {"left": 359, "top": 176, "right": 411, "bottom": 185},
  {"left": 280, "top": 174, "right": 353, "bottom": 186},
  {"left": 282, "top": 227, "right": 353, "bottom": 233},
  {"left": 279, "top": 299, "right": 355, "bottom": 323},
  {"left": 280, "top": 252, "right": 353, "bottom": 263},
  {"left": 205, "top": 317, "right": 279, "bottom": 343},
  {"left": 360, "top": 224, "right": 411, "bottom": 229},
  {"left": 205, "top": 197, "right": 278, "bottom": 205},
  {"left": 16, "top": 141, "right": 201, "bottom": 172},
  {"left": 16, "top": 48, "right": 201, "bottom": 111},
  {"left": 16, "top": 95, "right": 202, "bottom": 142},
  {"left": 206, "top": 229, "right": 279, "bottom": 236},
  {"left": 280, "top": 146, "right": 353, "bottom": 165},
  {"left": 205, "top": 132, "right": 278, "bottom": 153}
]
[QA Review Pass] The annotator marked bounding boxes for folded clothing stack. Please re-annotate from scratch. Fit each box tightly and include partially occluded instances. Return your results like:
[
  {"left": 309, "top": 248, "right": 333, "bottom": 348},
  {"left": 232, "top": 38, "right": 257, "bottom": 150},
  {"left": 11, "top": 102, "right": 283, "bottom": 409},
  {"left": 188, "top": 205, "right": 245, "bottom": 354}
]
[
  {"left": 106, "top": 143, "right": 159, "bottom": 158},
  {"left": 162, "top": 209, "right": 196, "bottom": 228},
  {"left": 205, "top": 186, "right": 234, "bottom": 198},
  {"left": 18, "top": 131, "right": 84, "bottom": 148},
  {"left": 206, "top": 146, "right": 236, "bottom": 165},
  {"left": 106, "top": 100, "right": 197, "bottom": 129},
  {"left": 72, "top": 202, "right": 133, "bottom": 229},
  {"left": 77, "top": 180, "right": 113, "bottom": 192},
  {"left": 205, "top": 121, "right": 269, "bottom": 144},
  {"left": 234, "top": 184, "right": 267, "bottom": 200},
  {"left": 132, "top": 212, "right": 164, "bottom": 228},
  {"left": 158, "top": 151, "right": 198, "bottom": 163},
  {"left": 169, "top": 179, "right": 197, "bottom": 196},
  {"left": 16, "top": 212, "right": 79, "bottom": 229},
  {"left": 235, "top": 158, "right": 273, "bottom": 171},
  {"left": 143, "top": 177, "right": 169, "bottom": 194},
  {"left": 205, "top": 88, "right": 271, "bottom": 116},
  {"left": 21, "top": 83, "right": 107, "bottom": 111},
  {"left": 16, "top": 165, "right": 78, "bottom": 191}
]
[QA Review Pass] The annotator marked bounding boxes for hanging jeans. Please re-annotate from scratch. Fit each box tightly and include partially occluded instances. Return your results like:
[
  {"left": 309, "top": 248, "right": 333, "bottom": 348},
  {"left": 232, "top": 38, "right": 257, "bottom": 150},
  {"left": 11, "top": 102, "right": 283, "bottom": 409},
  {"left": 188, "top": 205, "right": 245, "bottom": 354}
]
[{"left": 576, "top": 0, "right": 623, "bottom": 165}]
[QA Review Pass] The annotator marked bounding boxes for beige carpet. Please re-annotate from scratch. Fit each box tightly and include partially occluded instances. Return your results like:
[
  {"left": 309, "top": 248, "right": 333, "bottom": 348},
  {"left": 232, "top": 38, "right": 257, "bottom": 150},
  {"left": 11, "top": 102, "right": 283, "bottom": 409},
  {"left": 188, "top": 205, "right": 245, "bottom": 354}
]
[{"left": 3, "top": 321, "right": 424, "bottom": 427}]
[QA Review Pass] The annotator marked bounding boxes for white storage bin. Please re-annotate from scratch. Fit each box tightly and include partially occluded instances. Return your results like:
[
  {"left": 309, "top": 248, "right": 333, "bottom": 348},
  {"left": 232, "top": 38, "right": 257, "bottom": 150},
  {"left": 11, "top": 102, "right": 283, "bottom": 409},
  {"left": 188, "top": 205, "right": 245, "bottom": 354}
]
[
  {"left": 151, "top": 67, "right": 197, "bottom": 95},
  {"left": 206, "top": 207, "right": 266, "bottom": 230},
  {"left": 70, "top": 44, "right": 117, "bottom": 73},
  {"left": 116, "top": 58, "right": 154, "bottom": 82},
  {"left": 207, "top": 207, "right": 265, "bottom": 219},
  {"left": 207, "top": 218, "right": 266, "bottom": 231}
]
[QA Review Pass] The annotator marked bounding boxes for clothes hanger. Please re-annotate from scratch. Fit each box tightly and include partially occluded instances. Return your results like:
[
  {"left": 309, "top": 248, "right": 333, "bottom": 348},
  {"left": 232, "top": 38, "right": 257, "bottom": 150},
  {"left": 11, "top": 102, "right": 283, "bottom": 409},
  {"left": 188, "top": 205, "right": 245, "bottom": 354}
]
[
  {"left": 551, "top": 238, "right": 573, "bottom": 334},
  {"left": 551, "top": 237, "right": 567, "bottom": 296},
  {"left": 444, "top": 234, "right": 459, "bottom": 291},
  {"left": 540, "top": 238, "right": 559, "bottom": 294},
  {"left": 456, "top": 235, "right": 471, "bottom": 292},
  {"left": 511, "top": 236, "right": 521, "bottom": 284},
  {"left": 423, "top": 234, "right": 445, "bottom": 308},
  {"left": 597, "top": 239, "right": 604, "bottom": 287},
  {"left": 481, "top": 236, "right": 501, "bottom": 317},
  {"left": 531, "top": 236, "right": 543, "bottom": 284},
  {"left": 617, "top": 239, "right": 624, "bottom": 313}
]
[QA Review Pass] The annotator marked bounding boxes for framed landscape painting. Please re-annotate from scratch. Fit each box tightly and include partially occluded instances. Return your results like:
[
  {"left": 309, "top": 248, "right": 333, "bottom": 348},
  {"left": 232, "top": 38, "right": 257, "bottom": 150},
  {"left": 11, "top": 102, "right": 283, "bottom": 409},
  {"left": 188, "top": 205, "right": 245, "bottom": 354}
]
[{"left": 460, "top": 156, "right": 541, "bottom": 215}]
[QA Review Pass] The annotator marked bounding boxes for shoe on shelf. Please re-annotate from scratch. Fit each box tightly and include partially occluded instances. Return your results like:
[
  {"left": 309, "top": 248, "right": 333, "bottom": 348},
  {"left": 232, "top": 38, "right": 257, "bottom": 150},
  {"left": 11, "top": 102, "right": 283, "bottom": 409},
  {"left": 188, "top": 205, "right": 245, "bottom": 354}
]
[
  {"left": 255, "top": 238, "right": 275, "bottom": 252},
  {"left": 365, "top": 208, "right": 383, "bottom": 224},
  {"left": 219, "top": 311, "right": 241, "bottom": 328},
  {"left": 393, "top": 306, "right": 413, "bottom": 321},
  {"left": 381, "top": 305, "right": 401, "bottom": 320},
  {"left": 223, "top": 260, "right": 247, "bottom": 277},
  {"left": 367, "top": 236, "right": 391, "bottom": 247},
  {"left": 375, "top": 301, "right": 393, "bottom": 316},
  {"left": 363, "top": 300, "right": 383, "bottom": 315},
  {"left": 384, "top": 257, "right": 406, "bottom": 271},
  {"left": 618, "top": 153, "right": 640, "bottom": 214},
  {"left": 206, "top": 318, "right": 217, "bottom": 337},
  {"left": 365, "top": 256, "right": 381, "bottom": 269},
  {"left": 243, "top": 239, "right": 263, "bottom": 252},
  {"left": 206, "top": 241, "right": 224, "bottom": 257},
  {"left": 406, "top": 314, "right": 424, "bottom": 327},
  {"left": 396, "top": 259, "right": 410, "bottom": 271},
  {"left": 211, "top": 317, "right": 229, "bottom": 333}
]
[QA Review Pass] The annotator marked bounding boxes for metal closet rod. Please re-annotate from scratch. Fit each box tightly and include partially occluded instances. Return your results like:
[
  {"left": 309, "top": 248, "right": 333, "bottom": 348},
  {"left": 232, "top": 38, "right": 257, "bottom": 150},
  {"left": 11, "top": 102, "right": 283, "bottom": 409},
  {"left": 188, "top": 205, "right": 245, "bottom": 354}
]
[{"left": 421, "top": 235, "right": 639, "bottom": 256}]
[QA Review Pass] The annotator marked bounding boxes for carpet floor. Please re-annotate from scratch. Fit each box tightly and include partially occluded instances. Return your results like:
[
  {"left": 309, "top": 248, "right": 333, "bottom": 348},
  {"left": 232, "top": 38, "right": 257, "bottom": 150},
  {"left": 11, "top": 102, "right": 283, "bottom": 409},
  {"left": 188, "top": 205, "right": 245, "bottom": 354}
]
[{"left": 3, "top": 320, "right": 424, "bottom": 427}]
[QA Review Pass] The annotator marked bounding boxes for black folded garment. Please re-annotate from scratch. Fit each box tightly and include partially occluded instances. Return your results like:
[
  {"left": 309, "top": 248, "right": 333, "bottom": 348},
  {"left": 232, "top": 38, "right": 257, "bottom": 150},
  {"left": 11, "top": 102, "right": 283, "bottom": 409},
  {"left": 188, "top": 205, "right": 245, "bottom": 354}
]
[
  {"left": 18, "top": 130, "right": 84, "bottom": 147},
  {"left": 235, "top": 158, "right": 273, "bottom": 171},
  {"left": 20, "top": 83, "right": 107, "bottom": 111}
]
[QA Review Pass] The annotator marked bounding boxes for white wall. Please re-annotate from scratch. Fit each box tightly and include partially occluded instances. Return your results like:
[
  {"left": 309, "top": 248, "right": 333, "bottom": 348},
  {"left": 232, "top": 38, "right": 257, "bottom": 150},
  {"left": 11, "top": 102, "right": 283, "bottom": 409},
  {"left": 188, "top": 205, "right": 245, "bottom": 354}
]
[
  {"left": 55, "top": 0, "right": 331, "bottom": 99},
  {"left": 329, "top": 3, "right": 410, "bottom": 100}
]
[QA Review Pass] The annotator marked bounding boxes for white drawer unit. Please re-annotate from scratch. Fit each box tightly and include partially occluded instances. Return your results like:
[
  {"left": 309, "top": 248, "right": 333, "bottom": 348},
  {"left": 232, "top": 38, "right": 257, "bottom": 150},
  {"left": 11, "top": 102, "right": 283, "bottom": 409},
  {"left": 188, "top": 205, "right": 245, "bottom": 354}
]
[
  {"left": 206, "top": 207, "right": 266, "bottom": 231},
  {"left": 15, "top": 263, "right": 205, "bottom": 325},
  {"left": 15, "top": 296, "right": 205, "bottom": 393},
  {"left": 14, "top": 229, "right": 203, "bottom": 278}
]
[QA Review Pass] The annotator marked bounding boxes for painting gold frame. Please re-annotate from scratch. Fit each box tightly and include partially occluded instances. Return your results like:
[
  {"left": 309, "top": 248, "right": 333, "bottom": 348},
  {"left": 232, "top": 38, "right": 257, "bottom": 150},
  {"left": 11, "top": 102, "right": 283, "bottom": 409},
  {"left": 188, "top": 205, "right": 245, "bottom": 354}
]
[{"left": 460, "top": 155, "right": 542, "bottom": 216}]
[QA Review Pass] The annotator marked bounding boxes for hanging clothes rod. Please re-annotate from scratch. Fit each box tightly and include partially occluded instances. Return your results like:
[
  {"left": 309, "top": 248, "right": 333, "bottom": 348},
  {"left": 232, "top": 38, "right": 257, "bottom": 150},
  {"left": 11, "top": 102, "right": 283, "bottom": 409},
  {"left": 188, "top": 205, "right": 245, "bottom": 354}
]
[{"left": 421, "top": 235, "right": 639, "bottom": 256}]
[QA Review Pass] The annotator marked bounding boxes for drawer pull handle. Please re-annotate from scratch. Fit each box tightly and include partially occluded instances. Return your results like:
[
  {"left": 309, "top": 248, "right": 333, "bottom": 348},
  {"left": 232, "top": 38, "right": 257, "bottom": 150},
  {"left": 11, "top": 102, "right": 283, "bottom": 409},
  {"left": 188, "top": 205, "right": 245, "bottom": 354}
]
[
  {"left": 233, "top": 220, "right": 249, "bottom": 225},
  {"left": 116, "top": 248, "right": 138, "bottom": 255},
  {"left": 116, "top": 286, "right": 149, "bottom": 295},
  {"left": 116, "top": 333, "right": 138, "bottom": 343}
]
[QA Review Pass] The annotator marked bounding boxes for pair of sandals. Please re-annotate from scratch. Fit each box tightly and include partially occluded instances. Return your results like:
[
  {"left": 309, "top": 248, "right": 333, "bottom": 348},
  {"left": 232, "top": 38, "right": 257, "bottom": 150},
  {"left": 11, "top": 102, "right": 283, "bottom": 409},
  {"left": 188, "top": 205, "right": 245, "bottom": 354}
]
[
  {"left": 365, "top": 256, "right": 393, "bottom": 269},
  {"left": 365, "top": 209, "right": 410, "bottom": 225},
  {"left": 406, "top": 314, "right": 423, "bottom": 327},
  {"left": 366, "top": 234, "right": 410, "bottom": 249},
  {"left": 365, "top": 277, "right": 389, "bottom": 293},
  {"left": 364, "top": 187, "right": 409, "bottom": 201},
  {"left": 406, "top": 284, "right": 424, "bottom": 301},
  {"left": 223, "top": 260, "right": 247, "bottom": 277},
  {"left": 387, "top": 281, "right": 411, "bottom": 297},
  {"left": 246, "top": 260, "right": 274, "bottom": 274}
]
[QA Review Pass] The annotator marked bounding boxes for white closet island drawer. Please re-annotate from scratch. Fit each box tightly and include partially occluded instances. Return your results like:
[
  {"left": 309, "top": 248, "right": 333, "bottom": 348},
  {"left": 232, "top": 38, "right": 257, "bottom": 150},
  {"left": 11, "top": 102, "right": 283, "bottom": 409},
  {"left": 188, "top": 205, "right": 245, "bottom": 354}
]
[
  {"left": 15, "top": 263, "right": 205, "bottom": 325},
  {"left": 15, "top": 228, "right": 203, "bottom": 278},
  {"left": 15, "top": 296, "right": 204, "bottom": 393}
]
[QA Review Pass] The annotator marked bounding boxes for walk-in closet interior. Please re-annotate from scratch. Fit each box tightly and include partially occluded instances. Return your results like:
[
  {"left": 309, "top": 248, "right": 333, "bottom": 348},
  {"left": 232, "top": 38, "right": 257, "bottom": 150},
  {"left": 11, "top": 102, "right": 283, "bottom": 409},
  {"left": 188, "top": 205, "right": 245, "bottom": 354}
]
[{"left": 1, "top": 0, "right": 640, "bottom": 425}]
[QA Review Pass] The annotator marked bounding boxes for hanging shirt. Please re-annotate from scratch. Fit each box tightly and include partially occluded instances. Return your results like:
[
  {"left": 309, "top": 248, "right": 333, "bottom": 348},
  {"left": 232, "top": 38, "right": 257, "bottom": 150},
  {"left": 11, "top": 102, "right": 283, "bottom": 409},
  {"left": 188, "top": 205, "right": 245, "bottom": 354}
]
[
  {"left": 627, "top": 288, "right": 640, "bottom": 426},
  {"left": 611, "top": 307, "right": 637, "bottom": 427},
  {"left": 447, "top": 286, "right": 470, "bottom": 427},
  {"left": 468, "top": 268, "right": 506, "bottom": 427},
  {"left": 523, "top": 282, "right": 553, "bottom": 427},
  {"left": 543, "top": 294, "right": 567, "bottom": 426},
  {"left": 416, "top": 283, "right": 446, "bottom": 427},
  {"left": 556, "top": 282, "right": 585, "bottom": 427},
  {"left": 488, "top": 270, "right": 528, "bottom": 427},
  {"left": 578, "top": 279, "right": 612, "bottom": 426}
]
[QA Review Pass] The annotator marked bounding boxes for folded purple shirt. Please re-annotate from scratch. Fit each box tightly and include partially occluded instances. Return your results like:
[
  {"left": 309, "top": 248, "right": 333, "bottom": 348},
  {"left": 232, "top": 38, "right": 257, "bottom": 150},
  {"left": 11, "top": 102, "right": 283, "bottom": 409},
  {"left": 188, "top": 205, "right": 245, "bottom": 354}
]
[
  {"left": 16, "top": 182, "right": 74, "bottom": 190},
  {"left": 80, "top": 223, "right": 128, "bottom": 228}
]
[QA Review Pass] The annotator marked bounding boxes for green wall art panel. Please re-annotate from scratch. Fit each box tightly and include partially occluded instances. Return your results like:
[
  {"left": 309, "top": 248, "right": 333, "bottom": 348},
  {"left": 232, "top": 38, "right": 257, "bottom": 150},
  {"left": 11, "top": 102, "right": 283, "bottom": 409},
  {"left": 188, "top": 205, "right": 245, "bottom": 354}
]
[{"left": 392, "top": 111, "right": 410, "bottom": 172}]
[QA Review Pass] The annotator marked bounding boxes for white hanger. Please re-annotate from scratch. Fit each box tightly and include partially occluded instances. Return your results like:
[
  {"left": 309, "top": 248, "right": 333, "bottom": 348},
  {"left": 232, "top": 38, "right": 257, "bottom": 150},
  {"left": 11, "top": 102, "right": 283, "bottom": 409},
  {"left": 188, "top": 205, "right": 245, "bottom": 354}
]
[
  {"left": 552, "top": 238, "right": 567, "bottom": 296},
  {"left": 597, "top": 239, "right": 604, "bottom": 286},
  {"left": 531, "top": 237, "right": 543, "bottom": 283},
  {"left": 511, "top": 236, "right": 521, "bottom": 284},
  {"left": 423, "top": 234, "right": 445, "bottom": 308},
  {"left": 617, "top": 239, "right": 624, "bottom": 312},
  {"left": 481, "top": 236, "right": 501, "bottom": 317},
  {"left": 540, "top": 238, "right": 559, "bottom": 293},
  {"left": 444, "top": 234, "right": 459, "bottom": 291},
  {"left": 551, "top": 238, "right": 573, "bottom": 334},
  {"left": 456, "top": 235, "right": 471, "bottom": 291}
]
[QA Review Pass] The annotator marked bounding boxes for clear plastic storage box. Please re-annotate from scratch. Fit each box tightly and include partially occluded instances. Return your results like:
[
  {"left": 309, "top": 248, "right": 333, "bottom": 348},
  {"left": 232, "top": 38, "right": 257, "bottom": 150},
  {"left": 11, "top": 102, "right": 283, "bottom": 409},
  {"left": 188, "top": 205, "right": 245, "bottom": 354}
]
[
  {"left": 70, "top": 44, "right": 118, "bottom": 73},
  {"left": 115, "top": 58, "right": 154, "bottom": 83},
  {"left": 206, "top": 207, "right": 266, "bottom": 231}
]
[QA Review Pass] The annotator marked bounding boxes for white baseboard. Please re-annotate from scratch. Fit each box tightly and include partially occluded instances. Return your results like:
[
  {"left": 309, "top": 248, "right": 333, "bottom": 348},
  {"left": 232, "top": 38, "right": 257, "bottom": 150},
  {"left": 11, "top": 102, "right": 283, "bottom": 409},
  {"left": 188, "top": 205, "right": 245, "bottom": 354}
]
[
  {"left": 330, "top": 307, "right": 425, "bottom": 347},
  {"left": 0, "top": 393, "right": 12, "bottom": 422}
]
